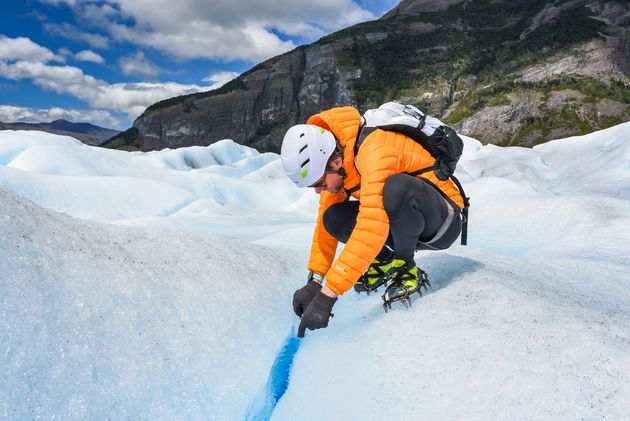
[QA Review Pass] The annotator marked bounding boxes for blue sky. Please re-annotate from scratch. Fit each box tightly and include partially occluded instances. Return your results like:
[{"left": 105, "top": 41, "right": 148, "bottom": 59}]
[{"left": 0, "top": 0, "right": 399, "bottom": 129}]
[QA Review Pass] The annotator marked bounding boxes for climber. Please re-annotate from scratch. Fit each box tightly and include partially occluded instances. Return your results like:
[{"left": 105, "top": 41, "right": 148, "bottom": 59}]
[{"left": 281, "top": 105, "right": 467, "bottom": 337}]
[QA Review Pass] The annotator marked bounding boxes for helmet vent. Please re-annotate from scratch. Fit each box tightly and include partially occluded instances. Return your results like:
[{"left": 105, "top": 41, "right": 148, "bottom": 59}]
[
  {"left": 299, "top": 133, "right": 305, "bottom": 138},
  {"left": 299, "top": 144, "right": 308, "bottom": 153},
  {"left": 301, "top": 158, "right": 310, "bottom": 168}
]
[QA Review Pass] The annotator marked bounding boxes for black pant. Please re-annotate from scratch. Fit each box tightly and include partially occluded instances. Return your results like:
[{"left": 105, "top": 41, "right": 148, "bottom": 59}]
[{"left": 323, "top": 174, "right": 461, "bottom": 261}]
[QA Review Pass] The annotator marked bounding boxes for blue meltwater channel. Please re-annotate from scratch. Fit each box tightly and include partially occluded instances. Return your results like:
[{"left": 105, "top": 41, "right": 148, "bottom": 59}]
[{"left": 246, "top": 327, "right": 301, "bottom": 421}]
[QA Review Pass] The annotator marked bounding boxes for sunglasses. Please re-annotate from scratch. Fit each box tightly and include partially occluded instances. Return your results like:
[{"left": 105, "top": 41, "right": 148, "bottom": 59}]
[{"left": 309, "top": 169, "right": 337, "bottom": 188}]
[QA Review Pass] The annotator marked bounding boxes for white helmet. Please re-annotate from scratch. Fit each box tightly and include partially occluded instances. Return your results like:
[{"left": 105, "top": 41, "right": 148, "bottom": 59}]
[{"left": 281, "top": 124, "right": 337, "bottom": 187}]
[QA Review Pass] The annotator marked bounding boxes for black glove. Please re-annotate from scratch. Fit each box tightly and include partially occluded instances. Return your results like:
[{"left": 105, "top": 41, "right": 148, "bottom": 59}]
[
  {"left": 297, "top": 291, "right": 337, "bottom": 338},
  {"left": 292, "top": 280, "right": 321, "bottom": 317}
]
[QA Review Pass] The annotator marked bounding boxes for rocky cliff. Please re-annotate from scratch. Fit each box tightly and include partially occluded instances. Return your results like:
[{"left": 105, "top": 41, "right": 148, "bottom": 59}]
[{"left": 103, "top": 0, "right": 630, "bottom": 152}]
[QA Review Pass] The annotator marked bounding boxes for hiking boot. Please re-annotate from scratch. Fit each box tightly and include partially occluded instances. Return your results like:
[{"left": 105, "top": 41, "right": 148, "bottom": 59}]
[
  {"left": 354, "top": 255, "right": 394, "bottom": 294},
  {"left": 382, "top": 259, "right": 430, "bottom": 311}
]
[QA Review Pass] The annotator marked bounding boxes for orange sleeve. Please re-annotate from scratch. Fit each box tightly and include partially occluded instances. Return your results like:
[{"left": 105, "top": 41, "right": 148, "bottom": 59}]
[
  {"left": 324, "top": 134, "right": 398, "bottom": 294},
  {"left": 307, "top": 190, "right": 346, "bottom": 276}
]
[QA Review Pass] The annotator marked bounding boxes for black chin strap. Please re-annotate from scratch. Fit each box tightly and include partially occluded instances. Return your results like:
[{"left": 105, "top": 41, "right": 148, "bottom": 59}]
[{"left": 337, "top": 167, "right": 348, "bottom": 180}]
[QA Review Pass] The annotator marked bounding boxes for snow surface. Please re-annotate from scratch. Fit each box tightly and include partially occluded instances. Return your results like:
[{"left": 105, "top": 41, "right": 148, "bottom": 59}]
[
  {"left": 0, "top": 187, "right": 303, "bottom": 420},
  {"left": 1, "top": 123, "right": 629, "bottom": 420}
]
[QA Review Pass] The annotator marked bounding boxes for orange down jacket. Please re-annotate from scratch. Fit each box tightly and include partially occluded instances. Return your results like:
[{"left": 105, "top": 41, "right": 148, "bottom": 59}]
[{"left": 306, "top": 106, "right": 465, "bottom": 295}]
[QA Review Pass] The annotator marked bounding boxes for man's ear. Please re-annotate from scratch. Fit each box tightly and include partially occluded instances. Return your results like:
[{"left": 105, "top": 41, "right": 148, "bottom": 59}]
[{"left": 332, "top": 156, "right": 343, "bottom": 168}]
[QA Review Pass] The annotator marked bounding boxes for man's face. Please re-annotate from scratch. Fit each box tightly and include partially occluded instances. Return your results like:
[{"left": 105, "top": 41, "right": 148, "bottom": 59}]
[{"left": 313, "top": 157, "right": 344, "bottom": 195}]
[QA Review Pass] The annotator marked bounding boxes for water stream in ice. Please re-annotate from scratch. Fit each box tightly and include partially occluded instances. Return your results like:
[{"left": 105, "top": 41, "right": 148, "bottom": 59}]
[{"left": 246, "top": 327, "right": 301, "bottom": 421}]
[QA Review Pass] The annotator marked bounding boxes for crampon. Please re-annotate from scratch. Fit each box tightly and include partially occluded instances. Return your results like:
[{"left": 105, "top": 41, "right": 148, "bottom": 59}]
[
  {"left": 362, "top": 272, "right": 391, "bottom": 295},
  {"left": 381, "top": 268, "right": 430, "bottom": 313},
  {"left": 354, "top": 256, "right": 393, "bottom": 295}
]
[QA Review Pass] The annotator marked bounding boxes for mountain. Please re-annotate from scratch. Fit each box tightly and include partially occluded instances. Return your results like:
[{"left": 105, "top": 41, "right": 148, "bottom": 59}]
[
  {"left": 103, "top": 0, "right": 630, "bottom": 152},
  {"left": 0, "top": 119, "right": 120, "bottom": 146}
]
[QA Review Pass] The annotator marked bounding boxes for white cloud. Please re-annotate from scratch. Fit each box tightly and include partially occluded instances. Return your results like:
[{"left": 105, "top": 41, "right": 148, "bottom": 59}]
[
  {"left": 106, "top": 20, "right": 296, "bottom": 63},
  {"left": 0, "top": 105, "right": 121, "bottom": 128},
  {"left": 118, "top": 51, "right": 160, "bottom": 76},
  {"left": 91, "top": 81, "right": 209, "bottom": 117},
  {"left": 44, "top": 22, "right": 110, "bottom": 49},
  {"left": 0, "top": 59, "right": 210, "bottom": 119},
  {"left": 0, "top": 35, "right": 63, "bottom": 63},
  {"left": 0, "top": 36, "right": 213, "bottom": 120},
  {"left": 202, "top": 71, "right": 240, "bottom": 90},
  {"left": 58, "top": 47, "right": 73, "bottom": 57},
  {"left": 41, "top": 0, "right": 375, "bottom": 62},
  {"left": 75, "top": 49, "right": 105, "bottom": 64}
]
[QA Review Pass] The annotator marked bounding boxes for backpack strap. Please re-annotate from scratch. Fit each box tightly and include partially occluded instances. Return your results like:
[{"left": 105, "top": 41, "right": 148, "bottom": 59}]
[
  {"left": 449, "top": 175, "right": 470, "bottom": 246},
  {"left": 353, "top": 126, "right": 376, "bottom": 156},
  {"left": 407, "top": 166, "right": 469, "bottom": 243},
  {"left": 345, "top": 125, "right": 375, "bottom": 195},
  {"left": 407, "top": 165, "right": 438, "bottom": 177},
  {"left": 414, "top": 175, "right": 469, "bottom": 246}
]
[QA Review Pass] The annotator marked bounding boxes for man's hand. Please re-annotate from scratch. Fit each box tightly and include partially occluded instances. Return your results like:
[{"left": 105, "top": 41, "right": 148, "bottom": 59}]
[
  {"left": 292, "top": 280, "right": 321, "bottom": 317},
  {"left": 297, "top": 292, "right": 338, "bottom": 338}
]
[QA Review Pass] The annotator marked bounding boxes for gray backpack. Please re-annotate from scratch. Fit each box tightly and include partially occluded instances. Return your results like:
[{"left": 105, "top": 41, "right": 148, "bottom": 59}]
[{"left": 352, "top": 102, "right": 470, "bottom": 245}]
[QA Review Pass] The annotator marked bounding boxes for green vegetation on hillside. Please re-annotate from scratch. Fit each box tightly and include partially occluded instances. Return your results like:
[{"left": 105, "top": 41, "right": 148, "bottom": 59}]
[
  {"left": 443, "top": 74, "right": 630, "bottom": 146},
  {"left": 500, "top": 107, "right": 590, "bottom": 146},
  {"left": 337, "top": 0, "right": 606, "bottom": 114},
  {"left": 344, "top": 29, "right": 468, "bottom": 107},
  {"left": 101, "top": 127, "right": 140, "bottom": 150},
  {"left": 539, "top": 77, "right": 630, "bottom": 104},
  {"left": 508, "top": 5, "right": 606, "bottom": 59},
  {"left": 446, "top": 76, "right": 630, "bottom": 123}
]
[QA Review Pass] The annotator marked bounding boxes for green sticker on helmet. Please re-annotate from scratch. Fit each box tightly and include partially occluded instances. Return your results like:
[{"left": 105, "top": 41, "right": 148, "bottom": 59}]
[
  {"left": 301, "top": 168, "right": 307, "bottom": 178},
  {"left": 320, "top": 128, "right": 325, "bottom": 134}
]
